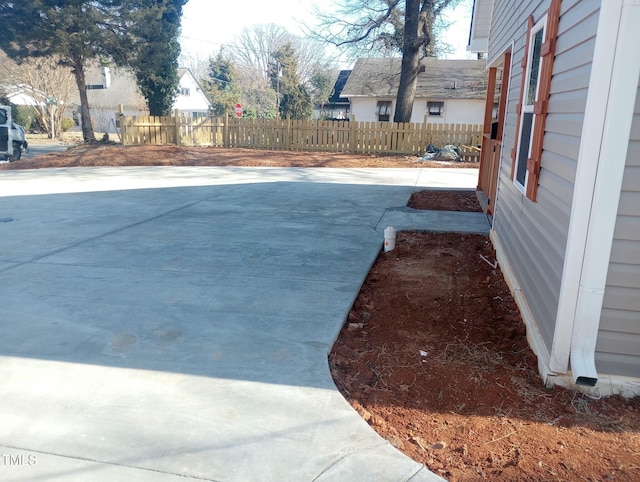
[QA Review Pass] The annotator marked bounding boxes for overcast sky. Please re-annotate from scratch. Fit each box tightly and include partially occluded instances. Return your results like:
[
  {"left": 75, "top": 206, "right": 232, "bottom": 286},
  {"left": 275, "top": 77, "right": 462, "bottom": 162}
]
[{"left": 179, "top": 0, "right": 474, "bottom": 68}]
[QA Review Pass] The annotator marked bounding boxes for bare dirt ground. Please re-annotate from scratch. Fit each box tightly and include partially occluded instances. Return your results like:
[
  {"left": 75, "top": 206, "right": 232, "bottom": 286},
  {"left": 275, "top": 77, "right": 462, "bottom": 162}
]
[
  {"left": 0, "top": 143, "right": 477, "bottom": 170},
  {"left": 3, "top": 144, "right": 639, "bottom": 481},
  {"left": 331, "top": 192, "right": 640, "bottom": 481}
]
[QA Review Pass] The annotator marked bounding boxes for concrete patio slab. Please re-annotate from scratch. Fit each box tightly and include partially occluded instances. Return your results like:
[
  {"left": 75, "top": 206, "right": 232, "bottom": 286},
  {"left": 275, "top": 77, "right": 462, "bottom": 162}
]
[{"left": 0, "top": 167, "right": 481, "bottom": 481}]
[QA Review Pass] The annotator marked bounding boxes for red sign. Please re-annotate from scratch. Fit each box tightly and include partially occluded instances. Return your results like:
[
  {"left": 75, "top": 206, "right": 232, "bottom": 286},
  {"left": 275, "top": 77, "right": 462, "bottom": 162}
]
[{"left": 234, "top": 103, "right": 243, "bottom": 118}]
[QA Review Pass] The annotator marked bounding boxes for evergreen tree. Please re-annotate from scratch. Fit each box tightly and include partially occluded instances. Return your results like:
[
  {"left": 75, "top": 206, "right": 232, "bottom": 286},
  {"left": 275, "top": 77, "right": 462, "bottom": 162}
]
[
  {"left": 205, "top": 53, "right": 240, "bottom": 117},
  {"left": 269, "top": 43, "right": 312, "bottom": 120},
  {"left": 131, "top": 0, "right": 188, "bottom": 116}
]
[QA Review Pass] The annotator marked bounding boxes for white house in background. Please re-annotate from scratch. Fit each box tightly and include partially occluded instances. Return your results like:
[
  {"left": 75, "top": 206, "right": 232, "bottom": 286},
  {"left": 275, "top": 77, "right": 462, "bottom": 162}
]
[
  {"left": 173, "top": 68, "right": 212, "bottom": 118},
  {"left": 340, "top": 57, "right": 488, "bottom": 124},
  {"left": 68, "top": 66, "right": 212, "bottom": 132},
  {"left": 3, "top": 84, "right": 45, "bottom": 107}
]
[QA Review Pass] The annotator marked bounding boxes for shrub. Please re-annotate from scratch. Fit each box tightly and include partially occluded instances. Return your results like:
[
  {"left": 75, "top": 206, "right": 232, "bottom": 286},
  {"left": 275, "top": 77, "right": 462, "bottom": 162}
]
[
  {"left": 60, "top": 117, "right": 74, "bottom": 132},
  {"left": 14, "top": 106, "right": 37, "bottom": 131}
]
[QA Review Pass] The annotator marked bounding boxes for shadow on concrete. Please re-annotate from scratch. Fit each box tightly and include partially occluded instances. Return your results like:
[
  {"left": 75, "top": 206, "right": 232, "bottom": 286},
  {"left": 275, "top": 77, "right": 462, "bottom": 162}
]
[{"left": 0, "top": 180, "right": 420, "bottom": 389}]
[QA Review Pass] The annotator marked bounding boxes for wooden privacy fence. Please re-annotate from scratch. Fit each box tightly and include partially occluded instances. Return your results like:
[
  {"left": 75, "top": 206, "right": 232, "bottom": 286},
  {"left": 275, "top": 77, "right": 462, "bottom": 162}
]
[
  {"left": 121, "top": 115, "right": 482, "bottom": 160},
  {"left": 120, "top": 115, "right": 224, "bottom": 147}
]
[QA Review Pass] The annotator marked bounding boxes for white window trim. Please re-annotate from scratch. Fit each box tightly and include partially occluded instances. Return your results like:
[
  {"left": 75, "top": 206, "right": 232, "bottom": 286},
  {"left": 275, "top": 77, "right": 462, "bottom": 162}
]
[
  {"left": 514, "top": 14, "right": 547, "bottom": 194},
  {"left": 427, "top": 101, "right": 445, "bottom": 116}
]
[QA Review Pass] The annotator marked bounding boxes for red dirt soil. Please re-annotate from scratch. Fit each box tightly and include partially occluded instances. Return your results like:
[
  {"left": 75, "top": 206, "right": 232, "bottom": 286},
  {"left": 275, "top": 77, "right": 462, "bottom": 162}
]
[
  {"left": 330, "top": 191, "right": 640, "bottom": 481},
  {"left": 0, "top": 144, "right": 478, "bottom": 170}
]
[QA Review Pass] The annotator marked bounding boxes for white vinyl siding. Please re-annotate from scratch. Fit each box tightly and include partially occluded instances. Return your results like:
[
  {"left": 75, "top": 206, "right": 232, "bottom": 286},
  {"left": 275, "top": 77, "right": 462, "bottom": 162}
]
[
  {"left": 490, "top": 0, "right": 599, "bottom": 350},
  {"left": 599, "top": 82, "right": 640, "bottom": 378},
  {"left": 348, "top": 97, "right": 485, "bottom": 124}
]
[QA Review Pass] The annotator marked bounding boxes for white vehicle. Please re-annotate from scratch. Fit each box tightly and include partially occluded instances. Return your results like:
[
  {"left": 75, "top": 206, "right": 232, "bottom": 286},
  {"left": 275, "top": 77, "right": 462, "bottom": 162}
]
[{"left": 0, "top": 105, "right": 28, "bottom": 161}]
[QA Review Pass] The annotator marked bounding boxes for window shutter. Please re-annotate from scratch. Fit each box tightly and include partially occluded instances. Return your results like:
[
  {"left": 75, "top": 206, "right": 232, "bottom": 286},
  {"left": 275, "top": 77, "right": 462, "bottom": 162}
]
[
  {"left": 511, "top": 15, "right": 535, "bottom": 180},
  {"left": 525, "top": 0, "right": 561, "bottom": 201}
]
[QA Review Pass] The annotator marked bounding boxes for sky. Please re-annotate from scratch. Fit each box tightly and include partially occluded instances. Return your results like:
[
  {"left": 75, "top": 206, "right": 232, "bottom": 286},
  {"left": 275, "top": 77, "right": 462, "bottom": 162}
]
[{"left": 179, "top": 0, "right": 474, "bottom": 69}]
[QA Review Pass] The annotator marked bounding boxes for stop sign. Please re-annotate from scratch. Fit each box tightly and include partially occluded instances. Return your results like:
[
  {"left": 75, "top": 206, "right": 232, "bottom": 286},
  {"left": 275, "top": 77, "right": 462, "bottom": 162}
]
[{"left": 234, "top": 103, "right": 243, "bottom": 118}]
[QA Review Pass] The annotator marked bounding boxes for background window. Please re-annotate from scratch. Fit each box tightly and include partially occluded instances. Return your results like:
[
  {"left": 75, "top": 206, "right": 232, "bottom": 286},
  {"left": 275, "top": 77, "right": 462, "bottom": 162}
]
[
  {"left": 428, "top": 101, "right": 444, "bottom": 116},
  {"left": 376, "top": 101, "right": 392, "bottom": 121},
  {"left": 181, "top": 88, "right": 191, "bottom": 96}
]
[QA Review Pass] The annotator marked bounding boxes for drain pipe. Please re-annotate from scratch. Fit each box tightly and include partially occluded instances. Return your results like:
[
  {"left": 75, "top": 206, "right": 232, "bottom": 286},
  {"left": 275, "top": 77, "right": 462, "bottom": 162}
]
[{"left": 551, "top": 0, "right": 640, "bottom": 386}]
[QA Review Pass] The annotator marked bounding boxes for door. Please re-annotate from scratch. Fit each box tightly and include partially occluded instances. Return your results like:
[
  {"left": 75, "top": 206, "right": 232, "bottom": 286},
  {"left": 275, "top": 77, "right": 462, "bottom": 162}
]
[{"left": 0, "top": 106, "right": 12, "bottom": 156}]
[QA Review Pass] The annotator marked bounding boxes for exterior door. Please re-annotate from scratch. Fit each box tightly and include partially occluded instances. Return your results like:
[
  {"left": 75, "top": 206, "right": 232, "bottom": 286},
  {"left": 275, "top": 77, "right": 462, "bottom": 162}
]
[{"left": 0, "top": 106, "right": 12, "bottom": 156}]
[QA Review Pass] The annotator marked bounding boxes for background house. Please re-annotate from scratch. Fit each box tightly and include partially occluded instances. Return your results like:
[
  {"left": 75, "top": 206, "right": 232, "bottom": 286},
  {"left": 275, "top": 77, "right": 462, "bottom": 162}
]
[
  {"left": 472, "top": 0, "right": 640, "bottom": 397},
  {"left": 173, "top": 67, "right": 213, "bottom": 119},
  {"left": 3, "top": 85, "right": 45, "bottom": 108},
  {"left": 314, "top": 70, "right": 351, "bottom": 120},
  {"left": 340, "top": 57, "right": 488, "bottom": 124},
  {"left": 68, "top": 66, "right": 212, "bottom": 132}
]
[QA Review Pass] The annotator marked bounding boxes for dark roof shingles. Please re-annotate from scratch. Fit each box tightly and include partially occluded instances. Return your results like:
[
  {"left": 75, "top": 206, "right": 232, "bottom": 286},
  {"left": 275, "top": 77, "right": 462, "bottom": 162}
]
[{"left": 341, "top": 58, "right": 487, "bottom": 100}]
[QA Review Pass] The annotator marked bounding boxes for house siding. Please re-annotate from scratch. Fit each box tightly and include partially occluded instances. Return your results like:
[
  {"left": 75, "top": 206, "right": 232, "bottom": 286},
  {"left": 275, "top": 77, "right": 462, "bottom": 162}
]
[
  {"left": 599, "top": 82, "right": 640, "bottom": 378},
  {"left": 349, "top": 98, "right": 485, "bottom": 125},
  {"left": 173, "top": 72, "right": 211, "bottom": 115},
  {"left": 490, "top": 1, "right": 599, "bottom": 350}
]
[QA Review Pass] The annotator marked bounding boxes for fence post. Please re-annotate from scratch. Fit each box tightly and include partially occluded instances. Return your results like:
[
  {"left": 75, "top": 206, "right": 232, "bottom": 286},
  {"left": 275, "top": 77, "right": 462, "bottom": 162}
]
[
  {"left": 174, "top": 109, "right": 181, "bottom": 147},
  {"left": 285, "top": 114, "right": 292, "bottom": 150},
  {"left": 122, "top": 115, "right": 129, "bottom": 146},
  {"left": 223, "top": 116, "right": 229, "bottom": 148},
  {"left": 421, "top": 115, "right": 428, "bottom": 152},
  {"left": 349, "top": 115, "right": 356, "bottom": 154}
]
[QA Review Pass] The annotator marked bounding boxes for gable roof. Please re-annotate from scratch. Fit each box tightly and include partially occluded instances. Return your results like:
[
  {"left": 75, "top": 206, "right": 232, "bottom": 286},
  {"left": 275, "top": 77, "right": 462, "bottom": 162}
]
[
  {"left": 72, "top": 66, "right": 146, "bottom": 110},
  {"left": 341, "top": 57, "right": 487, "bottom": 100},
  {"left": 328, "top": 70, "right": 352, "bottom": 104}
]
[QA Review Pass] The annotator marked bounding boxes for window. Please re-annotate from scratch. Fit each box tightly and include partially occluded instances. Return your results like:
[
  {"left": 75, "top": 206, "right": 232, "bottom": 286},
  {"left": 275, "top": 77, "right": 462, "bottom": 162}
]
[
  {"left": 181, "top": 88, "right": 191, "bottom": 96},
  {"left": 428, "top": 101, "right": 444, "bottom": 116},
  {"left": 492, "top": 103, "right": 499, "bottom": 119},
  {"left": 515, "top": 17, "right": 545, "bottom": 191},
  {"left": 376, "top": 101, "right": 392, "bottom": 121},
  {"left": 511, "top": 0, "right": 560, "bottom": 201}
]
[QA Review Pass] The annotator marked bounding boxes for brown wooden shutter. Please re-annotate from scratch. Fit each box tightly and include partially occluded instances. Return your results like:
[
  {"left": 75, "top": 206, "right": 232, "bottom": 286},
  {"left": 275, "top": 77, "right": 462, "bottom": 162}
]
[
  {"left": 511, "top": 15, "right": 535, "bottom": 180},
  {"left": 525, "top": 0, "right": 561, "bottom": 201},
  {"left": 496, "top": 52, "right": 511, "bottom": 142}
]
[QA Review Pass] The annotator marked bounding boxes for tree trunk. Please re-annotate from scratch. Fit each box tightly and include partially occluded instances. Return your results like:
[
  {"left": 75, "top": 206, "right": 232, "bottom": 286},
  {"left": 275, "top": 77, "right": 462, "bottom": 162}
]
[
  {"left": 394, "top": 0, "right": 422, "bottom": 123},
  {"left": 73, "top": 59, "right": 96, "bottom": 142}
]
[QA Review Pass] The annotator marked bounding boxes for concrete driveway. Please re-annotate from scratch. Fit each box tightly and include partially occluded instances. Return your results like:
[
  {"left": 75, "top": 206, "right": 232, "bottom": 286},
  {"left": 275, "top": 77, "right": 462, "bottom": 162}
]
[{"left": 0, "top": 167, "right": 485, "bottom": 481}]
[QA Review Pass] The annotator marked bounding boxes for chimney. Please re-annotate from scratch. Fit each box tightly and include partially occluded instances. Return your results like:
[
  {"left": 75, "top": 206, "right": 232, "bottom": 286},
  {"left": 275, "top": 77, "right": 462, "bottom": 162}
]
[{"left": 102, "top": 67, "right": 111, "bottom": 89}]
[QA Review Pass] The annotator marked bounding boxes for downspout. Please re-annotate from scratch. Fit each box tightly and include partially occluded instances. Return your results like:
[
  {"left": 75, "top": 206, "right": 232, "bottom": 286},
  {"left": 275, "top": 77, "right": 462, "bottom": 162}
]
[{"left": 550, "top": 0, "right": 640, "bottom": 385}]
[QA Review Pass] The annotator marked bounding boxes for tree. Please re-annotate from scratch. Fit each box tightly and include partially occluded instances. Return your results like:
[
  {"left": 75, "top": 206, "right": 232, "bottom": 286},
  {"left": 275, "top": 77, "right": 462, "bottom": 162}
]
[
  {"left": 310, "top": 0, "right": 460, "bottom": 122},
  {"left": 309, "top": 68, "right": 337, "bottom": 117},
  {"left": 229, "top": 24, "right": 334, "bottom": 86},
  {"left": 0, "top": 1, "right": 139, "bottom": 142},
  {"left": 0, "top": 51, "right": 76, "bottom": 137},
  {"left": 229, "top": 24, "right": 292, "bottom": 84},
  {"left": 131, "top": 0, "right": 188, "bottom": 116},
  {"left": 269, "top": 43, "right": 312, "bottom": 120},
  {"left": 179, "top": 51, "right": 211, "bottom": 83},
  {"left": 205, "top": 52, "right": 240, "bottom": 117}
]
